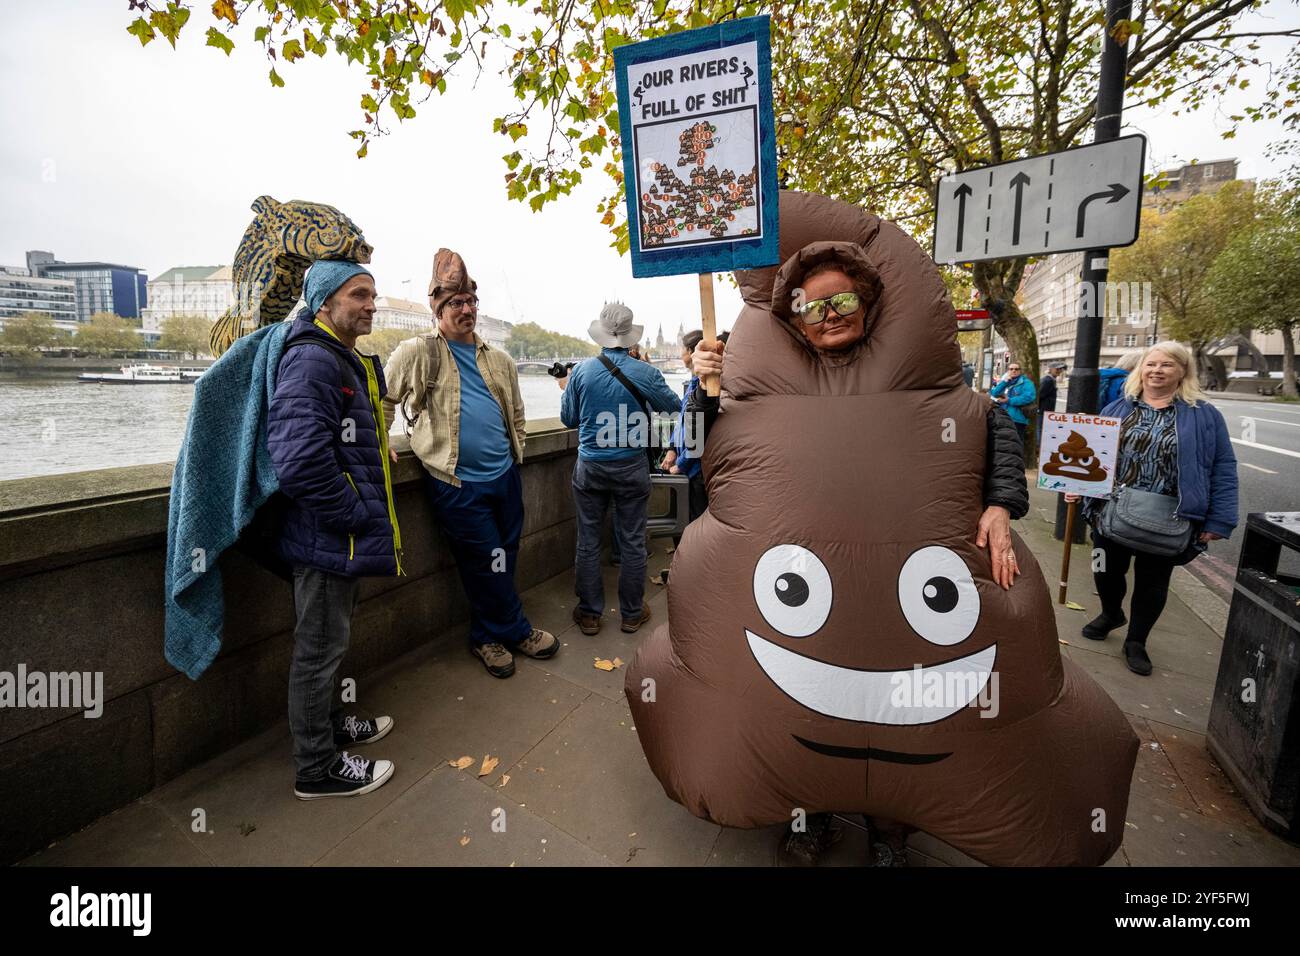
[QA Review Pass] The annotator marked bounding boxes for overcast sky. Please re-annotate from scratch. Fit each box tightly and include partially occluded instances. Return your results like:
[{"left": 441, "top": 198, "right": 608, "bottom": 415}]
[{"left": 2, "top": 1, "right": 1295, "bottom": 342}]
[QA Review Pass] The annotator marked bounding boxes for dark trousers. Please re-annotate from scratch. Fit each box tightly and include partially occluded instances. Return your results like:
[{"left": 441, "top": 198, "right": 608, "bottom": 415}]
[
  {"left": 1091, "top": 530, "right": 1177, "bottom": 646},
  {"left": 573, "top": 455, "right": 651, "bottom": 619},
  {"left": 289, "top": 566, "right": 359, "bottom": 781},
  {"left": 671, "top": 472, "right": 709, "bottom": 548},
  {"left": 687, "top": 472, "right": 708, "bottom": 521},
  {"left": 422, "top": 464, "right": 532, "bottom": 647}
]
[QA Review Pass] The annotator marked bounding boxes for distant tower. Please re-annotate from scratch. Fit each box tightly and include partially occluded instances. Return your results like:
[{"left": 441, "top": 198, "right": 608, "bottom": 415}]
[
  {"left": 655, "top": 324, "right": 665, "bottom": 352},
  {"left": 676, "top": 321, "right": 685, "bottom": 345}
]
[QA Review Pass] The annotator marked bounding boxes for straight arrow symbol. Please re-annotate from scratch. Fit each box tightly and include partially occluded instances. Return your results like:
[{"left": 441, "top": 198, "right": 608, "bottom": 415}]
[
  {"left": 1076, "top": 183, "right": 1130, "bottom": 237},
  {"left": 1009, "top": 172, "right": 1030, "bottom": 245},
  {"left": 953, "top": 182, "right": 972, "bottom": 253}
]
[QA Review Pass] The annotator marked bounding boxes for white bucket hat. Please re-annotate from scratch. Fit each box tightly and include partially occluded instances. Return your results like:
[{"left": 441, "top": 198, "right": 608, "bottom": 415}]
[{"left": 588, "top": 301, "right": 644, "bottom": 349}]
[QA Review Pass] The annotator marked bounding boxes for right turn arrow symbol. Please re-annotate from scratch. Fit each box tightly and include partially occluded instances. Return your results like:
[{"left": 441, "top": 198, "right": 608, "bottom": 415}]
[{"left": 1075, "top": 183, "right": 1131, "bottom": 237}]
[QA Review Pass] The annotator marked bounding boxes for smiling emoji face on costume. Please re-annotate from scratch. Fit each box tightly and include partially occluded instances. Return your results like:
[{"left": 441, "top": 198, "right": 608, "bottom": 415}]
[
  {"left": 625, "top": 191, "right": 1138, "bottom": 867},
  {"left": 746, "top": 542, "right": 996, "bottom": 749}
]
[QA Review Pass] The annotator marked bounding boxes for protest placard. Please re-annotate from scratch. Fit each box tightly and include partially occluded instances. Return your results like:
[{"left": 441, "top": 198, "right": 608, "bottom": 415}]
[
  {"left": 1036, "top": 412, "right": 1122, "bottom": 498},
  {"left": 613, "top": 16, "right": 778, "bottom": 279},
  {"left": 1037, "top": 412, "right": 1122, "bottom": 604}
]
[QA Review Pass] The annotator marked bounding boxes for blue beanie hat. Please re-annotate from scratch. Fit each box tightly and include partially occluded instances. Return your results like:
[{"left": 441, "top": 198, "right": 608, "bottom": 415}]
[{"left": 304, "top": 260, "right": 373, "bottom": 315}]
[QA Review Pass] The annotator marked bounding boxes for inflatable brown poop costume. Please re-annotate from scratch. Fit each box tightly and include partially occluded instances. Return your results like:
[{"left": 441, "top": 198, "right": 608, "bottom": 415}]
[{"left": 624, "top": 192, "right": 1138, "bottom": 866}]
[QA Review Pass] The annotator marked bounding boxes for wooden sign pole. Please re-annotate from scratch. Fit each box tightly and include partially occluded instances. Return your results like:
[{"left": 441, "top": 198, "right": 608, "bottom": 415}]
[
  {"left": 698, "top": 273, "right": 720, "bottom": 397},
  {"left": 1058, "top": 499, "right": 1078, "bottom": 604}
]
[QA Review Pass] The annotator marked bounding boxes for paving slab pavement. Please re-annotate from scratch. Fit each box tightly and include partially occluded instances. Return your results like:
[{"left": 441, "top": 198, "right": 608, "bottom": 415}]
[{"left": 22, "top": 505, "right": 1300, "bottom": 867}]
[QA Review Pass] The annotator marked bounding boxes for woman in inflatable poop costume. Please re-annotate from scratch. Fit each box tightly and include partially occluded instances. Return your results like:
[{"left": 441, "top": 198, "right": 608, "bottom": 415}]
[{"left": 625, "top": 191, "right": 1139, "bottom": 867}]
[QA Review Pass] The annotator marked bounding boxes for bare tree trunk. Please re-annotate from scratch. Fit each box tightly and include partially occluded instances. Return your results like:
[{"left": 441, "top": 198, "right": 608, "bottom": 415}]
[
  {"left": 974, "top": 258, "right": 1040, "bottom": 455},
  {"left": 1280, "top": 321, "right": 1298, "bottom": 398}
]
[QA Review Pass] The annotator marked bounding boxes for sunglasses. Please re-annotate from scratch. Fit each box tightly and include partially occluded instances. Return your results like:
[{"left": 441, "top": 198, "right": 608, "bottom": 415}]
[
  {"left": 447, "top": 296, "right": 478, "bottom": 311},
  {"left": 797, "top": 291, "right": 861, "bottom": 325}
]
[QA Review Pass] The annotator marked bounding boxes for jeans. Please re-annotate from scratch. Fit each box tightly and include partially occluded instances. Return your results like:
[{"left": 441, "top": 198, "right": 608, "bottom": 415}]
[
  {"left": 1091, "top": 530, "right": 1178, "bottom": 646},
  {"left": 573, "top": 454, "right": 651, "bottom": 620},
  {"left": 289, "top": 566, "right": 359, "bottom": 781},
  {"left": 422, "top": 464, "right": 532, "bottom": 647}
]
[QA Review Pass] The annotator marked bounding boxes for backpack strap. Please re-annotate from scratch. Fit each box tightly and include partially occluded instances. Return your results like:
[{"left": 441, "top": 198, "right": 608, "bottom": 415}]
[
  {"left": 597, "top": 353, "right": 659, "bottom": 468},
  {"left": 423, "top": 332, "right": 443, "bottom": 391},
  {"left": 598, "top": 352, "right": 652, "bottom": 415},
  {"left": 393, "top": 333, "right": 442, "bottom": 430}
]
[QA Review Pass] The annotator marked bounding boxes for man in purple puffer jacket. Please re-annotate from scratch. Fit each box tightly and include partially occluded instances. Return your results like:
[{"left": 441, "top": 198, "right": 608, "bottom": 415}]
[{"left": 268, "top": 260, "right": 402, "bottom": 800}]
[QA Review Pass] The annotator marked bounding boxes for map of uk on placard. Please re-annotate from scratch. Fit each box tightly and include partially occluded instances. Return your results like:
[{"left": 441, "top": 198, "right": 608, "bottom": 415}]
[
  {"left": 634, "top": 110, "right": 760, "bottom": 248},
  {"left": 625, "top": 39, "right": 763, "bottom": 252}
]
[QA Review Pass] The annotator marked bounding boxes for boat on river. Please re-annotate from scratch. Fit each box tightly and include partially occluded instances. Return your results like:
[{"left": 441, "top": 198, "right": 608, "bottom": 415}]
[{"left": 78, "top": 364, "right": 204, "bottom": 384}]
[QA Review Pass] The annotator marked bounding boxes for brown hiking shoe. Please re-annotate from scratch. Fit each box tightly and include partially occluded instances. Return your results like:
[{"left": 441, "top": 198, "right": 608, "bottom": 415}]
[
  {"left": 572, "top": 605, "right": 601, "bottom": 636},
  {"left": 515, "top": 628, "right": 559, "bottom": 659},
  {"left": 470, "top": 642, "right": 515, "bottom": 678},
  {"left": 621, "top": 605, "right": 652, "bottom": 633}
]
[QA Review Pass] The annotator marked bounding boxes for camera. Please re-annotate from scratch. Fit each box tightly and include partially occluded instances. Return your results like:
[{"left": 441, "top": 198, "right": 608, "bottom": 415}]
[{"left": 547, "top": 361, "right": 576, "bottom": 379}]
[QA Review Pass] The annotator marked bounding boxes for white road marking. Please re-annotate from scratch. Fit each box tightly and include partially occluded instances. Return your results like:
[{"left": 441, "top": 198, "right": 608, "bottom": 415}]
[
  {"left": 1230, "top": 438, "right": 1300, "bottom": 460},
  {"left": 1240, "top": 462, "right": 1280, "bottom": 475},
  {"left": 1217, "top": 401, "right": 1300, "bottom": 417},
  {"left": 1235, "top": 416, "right": 1300, "bottom": 429}
]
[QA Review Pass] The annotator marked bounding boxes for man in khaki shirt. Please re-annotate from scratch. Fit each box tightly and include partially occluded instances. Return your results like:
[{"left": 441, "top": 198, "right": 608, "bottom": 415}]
[{"left": 383, "top": 248, "right": 558, "bottom": 678}]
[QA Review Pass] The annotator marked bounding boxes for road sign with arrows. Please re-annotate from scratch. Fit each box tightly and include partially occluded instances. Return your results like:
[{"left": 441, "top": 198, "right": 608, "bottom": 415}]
[{"left": 932, "top": 134, "right": 1145, "bottom": 265}]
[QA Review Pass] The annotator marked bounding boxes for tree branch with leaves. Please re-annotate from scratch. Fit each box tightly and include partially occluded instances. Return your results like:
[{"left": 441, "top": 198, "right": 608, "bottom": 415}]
[{"left": 125, "top": 0, "right": 1297, "bottom": 386}]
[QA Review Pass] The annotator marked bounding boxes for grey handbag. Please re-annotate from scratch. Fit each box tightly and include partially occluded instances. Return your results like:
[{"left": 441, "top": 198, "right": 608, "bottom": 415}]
[{"left": 1098, "top": 486, "right": 1193, "bottom": 557}]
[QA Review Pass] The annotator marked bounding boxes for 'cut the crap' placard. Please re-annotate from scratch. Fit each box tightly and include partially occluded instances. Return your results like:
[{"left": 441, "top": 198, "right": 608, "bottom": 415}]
[{"left": 1036, "top": 412, "right": 1122, "bottom": 498}]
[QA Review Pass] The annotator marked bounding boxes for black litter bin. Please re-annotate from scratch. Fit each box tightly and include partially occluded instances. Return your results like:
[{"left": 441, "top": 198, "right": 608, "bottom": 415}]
[{"left": 1207, "top": 512, "right": 1300, "bottom": 840}]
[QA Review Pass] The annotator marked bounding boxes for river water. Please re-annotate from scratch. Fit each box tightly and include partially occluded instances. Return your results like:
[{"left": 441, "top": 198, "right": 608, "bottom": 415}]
[{"left": 0, "top": 371, "right": 691, "bottom": 482}]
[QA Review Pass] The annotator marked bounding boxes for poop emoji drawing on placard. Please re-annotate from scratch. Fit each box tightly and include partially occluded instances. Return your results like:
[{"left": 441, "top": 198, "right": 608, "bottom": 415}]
[{"left": 1042, "top": 430, "right": 1108, "bottom": 482}]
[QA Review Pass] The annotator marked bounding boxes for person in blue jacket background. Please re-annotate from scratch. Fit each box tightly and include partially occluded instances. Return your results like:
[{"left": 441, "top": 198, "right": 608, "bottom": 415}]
[
  {"left": 989, "top": 360, "right": 1037, "bottom": 446},
  {"left": 1067, "top": 341, "right": 1238, "bottom": 677},
  {"left": 268, "top": 260, "right": 400, "bottom": 800},
  {"left": 1097, "top": 349, "right": 1143, "bottom": 410},
  {"left": 660, "top": 329, "right": 731, "bottom": 525}
]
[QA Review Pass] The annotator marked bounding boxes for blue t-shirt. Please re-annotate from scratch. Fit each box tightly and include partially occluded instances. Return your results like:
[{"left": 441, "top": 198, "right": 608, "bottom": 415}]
[{"left": 448, "top": 339, "right": 513, "bottom": 482}]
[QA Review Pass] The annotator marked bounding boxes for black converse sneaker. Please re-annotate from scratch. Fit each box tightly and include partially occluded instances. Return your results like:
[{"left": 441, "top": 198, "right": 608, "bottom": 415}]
[
  {"left": 294, "top": 751, "right": 394, "bottom": 800},
  {"left": 334, "top": 714, "right": 394, "bottom": 747}
]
